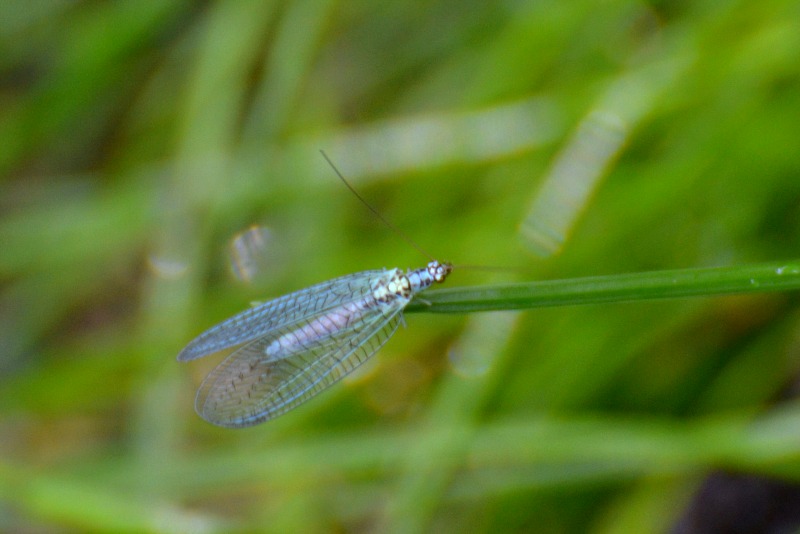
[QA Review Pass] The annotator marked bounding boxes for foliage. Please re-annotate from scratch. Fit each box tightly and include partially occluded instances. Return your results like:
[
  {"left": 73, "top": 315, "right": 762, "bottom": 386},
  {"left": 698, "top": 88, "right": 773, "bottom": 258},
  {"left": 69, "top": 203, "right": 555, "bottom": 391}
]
[{"left": 2, "top": 1, "right": 800, "bottom": 532}]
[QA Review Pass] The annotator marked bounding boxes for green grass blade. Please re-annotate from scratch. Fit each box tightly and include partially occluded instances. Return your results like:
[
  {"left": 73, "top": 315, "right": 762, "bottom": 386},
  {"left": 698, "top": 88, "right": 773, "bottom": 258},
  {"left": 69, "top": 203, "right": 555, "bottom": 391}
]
[{"left": 408, "top": 260, "right": 800, "bottom": 313}]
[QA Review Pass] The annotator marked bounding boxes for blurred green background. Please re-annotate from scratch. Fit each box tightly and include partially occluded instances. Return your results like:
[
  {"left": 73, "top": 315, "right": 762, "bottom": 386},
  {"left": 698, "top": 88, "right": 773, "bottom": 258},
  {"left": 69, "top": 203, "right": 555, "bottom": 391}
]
[{"left": 2, "top": 1, "right": 800, "bottom": 532}]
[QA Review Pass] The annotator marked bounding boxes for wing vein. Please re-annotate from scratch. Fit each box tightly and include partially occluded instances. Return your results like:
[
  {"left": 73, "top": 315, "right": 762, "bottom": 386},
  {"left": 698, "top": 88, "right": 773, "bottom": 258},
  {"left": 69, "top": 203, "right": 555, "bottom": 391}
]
[
  {"left": 177, "top": 269, "right": 386, "bottom": 361},
  {"left": 195, "top": 297, "right": 405, "bottom": 427}
]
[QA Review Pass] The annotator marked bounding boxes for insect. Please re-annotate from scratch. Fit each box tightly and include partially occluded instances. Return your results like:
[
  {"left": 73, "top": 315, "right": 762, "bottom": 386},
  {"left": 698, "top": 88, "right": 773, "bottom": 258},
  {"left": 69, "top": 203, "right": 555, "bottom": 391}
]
[{"left": 178, "top": 154, "right": 452, "bottom": 428}]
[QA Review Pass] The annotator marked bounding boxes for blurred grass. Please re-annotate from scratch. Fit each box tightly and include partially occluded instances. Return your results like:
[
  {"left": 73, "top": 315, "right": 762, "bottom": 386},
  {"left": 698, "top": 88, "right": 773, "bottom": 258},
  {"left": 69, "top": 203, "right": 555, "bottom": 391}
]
[{"left": 2, "top": 1, "right": 800, "bottom": 533}]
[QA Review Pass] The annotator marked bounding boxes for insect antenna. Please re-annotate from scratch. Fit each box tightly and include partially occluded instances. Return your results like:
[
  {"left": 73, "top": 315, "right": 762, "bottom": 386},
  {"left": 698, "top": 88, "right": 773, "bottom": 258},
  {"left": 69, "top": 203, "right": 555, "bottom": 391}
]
[
  {"left": 320, "top": 150, "right": 435, "bottom": 261},
  {"left": 450, "top": 264, "right": 524, "bottom": 274}
]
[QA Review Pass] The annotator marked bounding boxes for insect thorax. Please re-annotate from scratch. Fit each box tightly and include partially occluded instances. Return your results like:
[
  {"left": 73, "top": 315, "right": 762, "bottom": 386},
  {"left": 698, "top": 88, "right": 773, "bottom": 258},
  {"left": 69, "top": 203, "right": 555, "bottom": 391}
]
[
  {"left": 372, "top": 268, "right": 413, "bottom": 304},
  {"left": 371, "top": 261, "right": 452, "bottom": 305}
]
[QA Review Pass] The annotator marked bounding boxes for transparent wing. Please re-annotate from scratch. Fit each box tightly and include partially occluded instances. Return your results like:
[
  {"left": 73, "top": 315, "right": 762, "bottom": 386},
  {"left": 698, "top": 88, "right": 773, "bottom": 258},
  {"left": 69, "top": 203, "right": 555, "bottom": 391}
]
[
  {"left": 177, "top": 269, "right": 385, "bottom": 361},
  {"left": 194, "top": 301, "right": 404, "bottom": 428}
]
